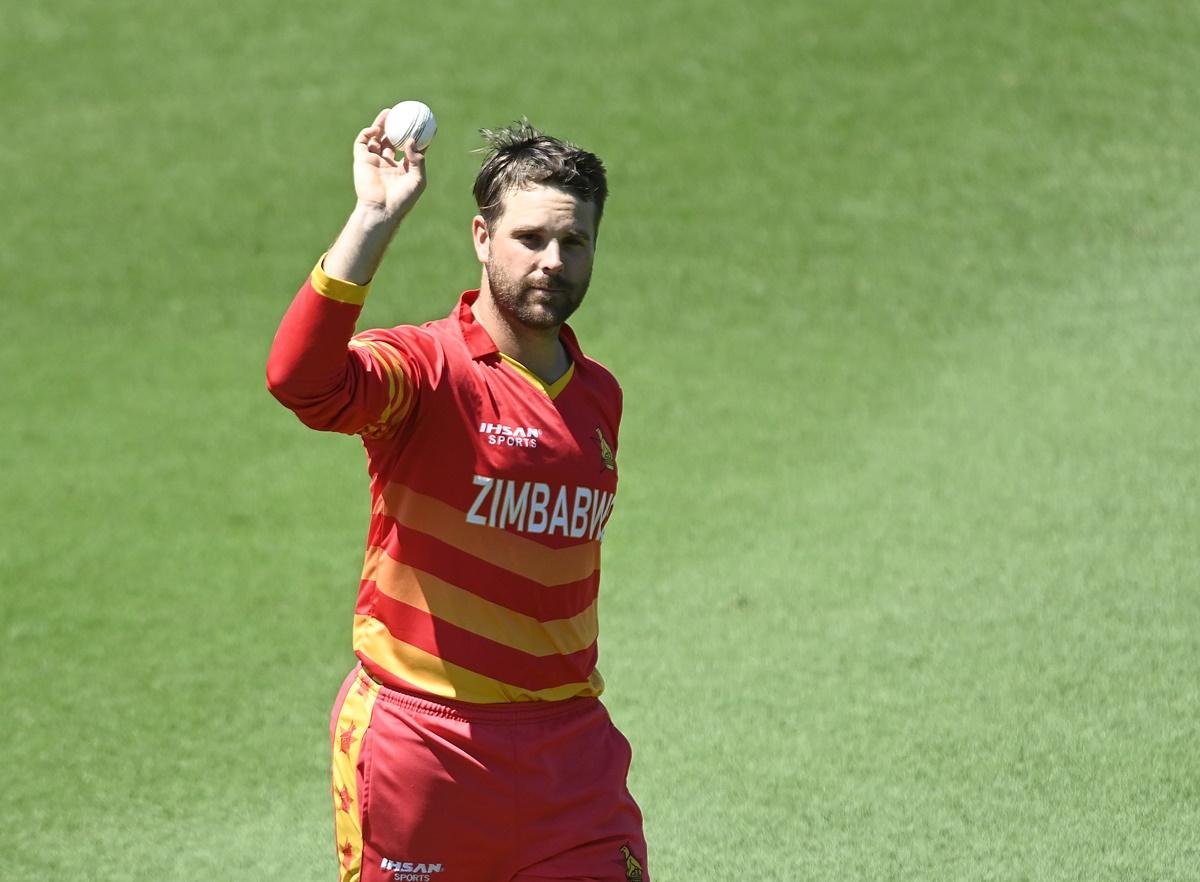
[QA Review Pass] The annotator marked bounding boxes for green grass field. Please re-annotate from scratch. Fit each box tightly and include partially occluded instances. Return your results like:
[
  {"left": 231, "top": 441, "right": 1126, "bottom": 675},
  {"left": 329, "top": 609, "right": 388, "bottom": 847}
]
[{"left": 3, "top": 2, "right": 1198, "bottom": 879}]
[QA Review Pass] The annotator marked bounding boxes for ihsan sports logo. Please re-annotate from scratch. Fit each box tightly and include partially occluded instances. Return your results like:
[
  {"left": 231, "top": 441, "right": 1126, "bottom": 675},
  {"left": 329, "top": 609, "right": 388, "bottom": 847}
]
[
  {"left": 478, "top": 421, "right": 542, "bottom": 448},
  {"left": 380, "top": 857, "right": 444, "bottom": 881}
]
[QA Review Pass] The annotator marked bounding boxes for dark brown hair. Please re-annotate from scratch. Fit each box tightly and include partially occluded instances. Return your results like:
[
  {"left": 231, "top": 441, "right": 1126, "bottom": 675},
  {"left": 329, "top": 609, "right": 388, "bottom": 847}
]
[{"left": 473, "top": 119, "right": 608, "bottom": 230}]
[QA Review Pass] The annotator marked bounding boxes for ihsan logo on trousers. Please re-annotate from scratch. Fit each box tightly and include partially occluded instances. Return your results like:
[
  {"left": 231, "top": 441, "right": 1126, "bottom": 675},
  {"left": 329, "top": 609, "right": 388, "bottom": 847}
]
[{"left": 380, "top": 857, "right": 444, "bottom": 881}]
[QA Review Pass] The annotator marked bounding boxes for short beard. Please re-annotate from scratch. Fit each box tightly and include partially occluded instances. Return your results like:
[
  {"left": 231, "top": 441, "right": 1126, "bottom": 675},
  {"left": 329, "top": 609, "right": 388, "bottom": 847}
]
[{"left": 486, "top": 259, "right": 590, "bottom": 331}]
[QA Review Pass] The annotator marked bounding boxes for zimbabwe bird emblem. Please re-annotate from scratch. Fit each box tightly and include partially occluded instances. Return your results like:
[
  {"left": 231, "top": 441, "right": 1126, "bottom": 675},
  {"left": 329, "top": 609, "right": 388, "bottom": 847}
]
[
  {"left": 619, "top": 844, "right": 644, "bottom": 881},
  {"left": 594, "top": 427, "right": 615, "bottom": 471}
]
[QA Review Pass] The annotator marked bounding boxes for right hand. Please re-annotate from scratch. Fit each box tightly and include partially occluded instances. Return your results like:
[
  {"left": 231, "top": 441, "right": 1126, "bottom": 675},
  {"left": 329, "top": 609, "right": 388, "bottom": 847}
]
[{"left": 351, "top": 107, "right": 428, "bottom": 221}]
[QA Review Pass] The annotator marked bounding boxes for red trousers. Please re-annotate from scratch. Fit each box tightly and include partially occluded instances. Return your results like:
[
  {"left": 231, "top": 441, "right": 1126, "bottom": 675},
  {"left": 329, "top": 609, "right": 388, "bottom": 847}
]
[{"left": 330, "top": 665, "right": 649, "bottom": 882}]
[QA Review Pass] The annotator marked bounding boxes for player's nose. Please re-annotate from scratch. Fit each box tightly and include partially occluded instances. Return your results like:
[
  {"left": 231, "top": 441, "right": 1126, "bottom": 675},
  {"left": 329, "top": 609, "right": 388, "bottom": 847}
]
[{"left": 539, "top": 240, "right": 563, "bottom": 272}]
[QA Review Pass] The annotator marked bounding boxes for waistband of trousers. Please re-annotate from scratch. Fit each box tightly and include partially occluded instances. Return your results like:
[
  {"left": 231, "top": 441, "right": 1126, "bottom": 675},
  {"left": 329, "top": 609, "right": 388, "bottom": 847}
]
[{"left": 355, "top": 665, "right": 599, "bottom": 724}]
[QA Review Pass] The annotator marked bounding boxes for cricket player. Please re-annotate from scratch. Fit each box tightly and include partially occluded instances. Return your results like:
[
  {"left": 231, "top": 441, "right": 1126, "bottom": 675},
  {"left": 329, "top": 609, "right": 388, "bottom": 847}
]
[{"left": 266, "top": 108, "right": 649, "bottom": 882}]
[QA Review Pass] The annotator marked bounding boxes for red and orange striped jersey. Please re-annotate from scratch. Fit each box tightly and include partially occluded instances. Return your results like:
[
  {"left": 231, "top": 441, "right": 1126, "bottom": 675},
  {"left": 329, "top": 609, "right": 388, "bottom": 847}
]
[{"left": 267, "top": 259, "right": 621, "bottom": 703}]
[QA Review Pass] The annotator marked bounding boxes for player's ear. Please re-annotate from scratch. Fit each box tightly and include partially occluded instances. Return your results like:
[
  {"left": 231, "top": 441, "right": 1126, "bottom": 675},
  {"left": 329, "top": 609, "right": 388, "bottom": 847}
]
[{"left": 471, "top": 216, "right": 490, "bottom": 265}]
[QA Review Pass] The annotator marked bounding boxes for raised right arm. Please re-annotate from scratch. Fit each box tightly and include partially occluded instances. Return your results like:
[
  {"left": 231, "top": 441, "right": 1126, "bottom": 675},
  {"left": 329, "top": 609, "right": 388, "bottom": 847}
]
[{"left": 265, "top": 109, "right": 427, "bottom": 434}]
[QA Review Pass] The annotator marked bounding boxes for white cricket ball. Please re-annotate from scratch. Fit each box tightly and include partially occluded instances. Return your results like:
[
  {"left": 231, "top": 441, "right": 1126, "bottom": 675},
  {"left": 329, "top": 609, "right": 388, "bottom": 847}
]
[{"left": 384, "top": 100, "right": 437, "bottom": 152}]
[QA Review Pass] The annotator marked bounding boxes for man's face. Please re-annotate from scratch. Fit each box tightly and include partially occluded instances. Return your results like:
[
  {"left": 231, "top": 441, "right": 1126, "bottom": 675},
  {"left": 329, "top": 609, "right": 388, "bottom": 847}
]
[{"left": 473, "top": 185, "right": 597, "bottom": 330}]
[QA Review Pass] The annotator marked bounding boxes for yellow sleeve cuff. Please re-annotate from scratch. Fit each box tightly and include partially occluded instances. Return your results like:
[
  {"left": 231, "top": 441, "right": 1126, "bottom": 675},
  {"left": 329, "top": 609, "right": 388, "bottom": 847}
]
[{"left": 310, "top": 254, "right": 371, "bottom": 306}]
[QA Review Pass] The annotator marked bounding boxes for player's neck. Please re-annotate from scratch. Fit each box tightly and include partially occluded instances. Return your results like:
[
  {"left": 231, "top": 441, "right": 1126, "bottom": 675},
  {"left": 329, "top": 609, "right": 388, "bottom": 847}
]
[{"left": 472, "top": 290, "right": 570, "bottom": 384}]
